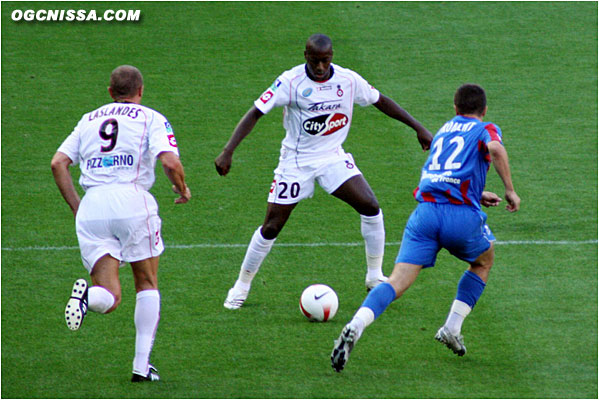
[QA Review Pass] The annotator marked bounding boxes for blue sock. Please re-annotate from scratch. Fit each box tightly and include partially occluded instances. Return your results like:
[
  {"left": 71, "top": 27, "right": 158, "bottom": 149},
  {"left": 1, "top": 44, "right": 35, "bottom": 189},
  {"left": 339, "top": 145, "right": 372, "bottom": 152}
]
[
  {"left": 361, "top": 282, "right": 396, "bottom": 319},
  {"left": 455, "top": 270, "right": 486, "bottom": 309}
]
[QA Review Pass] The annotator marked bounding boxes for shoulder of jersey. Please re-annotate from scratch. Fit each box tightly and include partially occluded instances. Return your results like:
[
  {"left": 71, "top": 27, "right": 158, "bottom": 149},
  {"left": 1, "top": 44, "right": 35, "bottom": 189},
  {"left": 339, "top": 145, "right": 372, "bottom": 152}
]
[
  {"left": 124, "top": 103, "right": 170, "bottom": 123},
  {"left": 84, "top": 102, "right": 116, "bottom": 116},
  {"left": 484, "top": 121, "right": 502, "bottom": 135},
  {"left": 136, "top": 103, "right": 166, "bottom": 118},
  {"left": 278, "top": 64, "right": 307, "bottom": 81},
  {"left": 330, "top": 63, "right": 359, "bottom": 78}
]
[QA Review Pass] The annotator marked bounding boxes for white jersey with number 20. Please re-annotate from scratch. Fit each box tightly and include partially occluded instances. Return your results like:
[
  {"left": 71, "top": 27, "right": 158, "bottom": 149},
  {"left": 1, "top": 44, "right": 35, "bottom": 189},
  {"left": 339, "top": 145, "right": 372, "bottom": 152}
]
[
  {"left": 254, "top": 63, "right": 380, "bottom": 161},
  {"left": 57, "top": 102, "right": 179, "bottom": 191}
]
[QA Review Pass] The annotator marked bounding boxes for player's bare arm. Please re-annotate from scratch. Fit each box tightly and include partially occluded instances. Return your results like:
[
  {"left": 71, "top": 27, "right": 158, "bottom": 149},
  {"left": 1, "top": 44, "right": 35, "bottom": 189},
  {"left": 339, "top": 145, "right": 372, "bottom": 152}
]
[
  {"left": 158, "top": 151, "right": 191, "bottom": 204},
  {"left": 51, "top": 151, "right": 80, "bottom": 217},
  {"left": 487, "top": 141, "right": 520, "bottom": 212},
  {"left": 215, "top": 106, "right": 264, "bottom": 176},
  {"left": 373, "top": 94, "right": 433, "bottom": 150}
]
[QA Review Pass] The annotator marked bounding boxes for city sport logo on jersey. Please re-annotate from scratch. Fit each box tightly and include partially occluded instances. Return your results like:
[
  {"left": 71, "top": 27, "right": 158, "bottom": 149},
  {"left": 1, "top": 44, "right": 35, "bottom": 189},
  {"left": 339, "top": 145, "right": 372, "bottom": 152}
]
[{"left": 302, "top": 113, "right": 348, "bottom": 136}]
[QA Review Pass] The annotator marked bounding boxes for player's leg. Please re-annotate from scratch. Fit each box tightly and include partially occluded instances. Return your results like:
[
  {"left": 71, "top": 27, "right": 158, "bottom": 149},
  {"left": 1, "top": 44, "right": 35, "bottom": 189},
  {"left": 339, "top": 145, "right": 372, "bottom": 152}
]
[
  {"left": 467, "top": 243, "right": 494, "bottom": 283},
  {"left": 130, "top": 257, "right": 161, "bottom": 381},
  {"left": 436, "top": 243, "right": 494, "bottom": 355},
  {"left": 331, "top": 174, "right": 380, "bottom": 216},
  {"left": 331, "top": 262, "right": 422, "bottom": 372},
  {"left": 435, "top": 208, "right": 495, "bottom": 356},
  {"left": 65, "top": 253, "right": 120, "bottom": 331},
  {"left": 67, "top": 189, "right": 122, "bottom": 330},
  {"left": 443, "top": 245, "right": 493, "bottom": 331},
  {"left": 225, "top": 162, "right": 314, "bottom": 310},
  {"left": 224, "top": 202, "right": 297, "bottom": 309},
  {"left": 89, "top": 254, "right": 121, "bottom": 313},
  {"left": 350, "top": 262, "right": 422, "bottom": 338},
  {"left": 331, "top": 173, "right": 386, "bottom": 290},
  {"left": 332, "top": 203, "right": 440, "bottom": 371},
  {"left": 108, "top": 188, "right": 163, "bottom": 381},
  {"left": 130, "top": 256, "right": 161, "bottom": 382},
  {"left": 261, "top": 202, "right": 298, "bottom": 239}
]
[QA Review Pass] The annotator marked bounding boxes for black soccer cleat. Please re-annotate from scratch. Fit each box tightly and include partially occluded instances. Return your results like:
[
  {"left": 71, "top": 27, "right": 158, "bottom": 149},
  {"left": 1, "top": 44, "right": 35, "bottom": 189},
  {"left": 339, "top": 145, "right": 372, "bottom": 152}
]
[{"left": 331, "top": 325, "right": 357, "bottom": 372}]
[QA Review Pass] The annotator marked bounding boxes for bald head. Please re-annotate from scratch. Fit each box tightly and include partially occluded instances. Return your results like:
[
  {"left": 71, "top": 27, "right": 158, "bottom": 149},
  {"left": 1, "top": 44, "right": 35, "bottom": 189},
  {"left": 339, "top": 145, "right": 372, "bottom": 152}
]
[
  {"left": 306, "top": 33, "right": 333, "bottom": 53},
  {"left": 109, "top": 65, "right": 143, "bottom": 101},
  {"left": 304, "top": 34, "right": 334, "bottom": 81}
]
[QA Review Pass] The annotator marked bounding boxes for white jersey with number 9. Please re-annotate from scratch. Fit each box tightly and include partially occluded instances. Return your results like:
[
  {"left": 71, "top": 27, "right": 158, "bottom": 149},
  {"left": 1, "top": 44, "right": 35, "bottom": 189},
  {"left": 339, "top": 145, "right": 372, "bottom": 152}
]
[{"left": 57, "top": 102, "right": 179, "bottom": 191}]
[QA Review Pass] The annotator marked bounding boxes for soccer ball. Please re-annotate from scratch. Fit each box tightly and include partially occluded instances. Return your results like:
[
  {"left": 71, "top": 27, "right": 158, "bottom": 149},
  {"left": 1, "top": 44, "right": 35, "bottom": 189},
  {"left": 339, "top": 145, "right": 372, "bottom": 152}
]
[{"left": 299, "top": 284, "right": 339, "bottom": 322}]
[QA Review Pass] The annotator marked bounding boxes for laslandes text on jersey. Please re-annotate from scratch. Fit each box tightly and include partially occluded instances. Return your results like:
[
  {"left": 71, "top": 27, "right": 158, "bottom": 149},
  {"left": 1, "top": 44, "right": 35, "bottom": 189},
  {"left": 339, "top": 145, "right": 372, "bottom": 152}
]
[{"left": 89, "top": 105, "right": 141, "bottom": 122}]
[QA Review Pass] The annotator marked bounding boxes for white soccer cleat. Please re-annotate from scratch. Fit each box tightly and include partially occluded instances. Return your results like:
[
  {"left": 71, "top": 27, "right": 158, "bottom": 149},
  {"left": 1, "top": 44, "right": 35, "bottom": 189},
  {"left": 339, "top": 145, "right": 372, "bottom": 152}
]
[
  {"left": 331, "top": 324, "right": 358, "bottom": 372},
  {"left": 365, "top": 276, "right": 388, "bottom": 292},
  {"left": 435, "top": 326, "right": 467, "bottom": 356},
  {"left": 223, "top": 287, "right": 249, "bottom": 310},
  {"left": 131, "top": 363, "right": 160, "bottom": 382},
  {"left": 65, "top": 279, "right": 88, "bottom": 331}
]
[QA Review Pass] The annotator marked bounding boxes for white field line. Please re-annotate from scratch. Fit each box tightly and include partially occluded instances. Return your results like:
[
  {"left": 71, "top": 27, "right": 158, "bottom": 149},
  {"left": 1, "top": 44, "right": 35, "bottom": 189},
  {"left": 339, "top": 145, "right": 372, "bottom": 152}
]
[{"left": 1, "top": 239, "right": 597, "bottom": 252}]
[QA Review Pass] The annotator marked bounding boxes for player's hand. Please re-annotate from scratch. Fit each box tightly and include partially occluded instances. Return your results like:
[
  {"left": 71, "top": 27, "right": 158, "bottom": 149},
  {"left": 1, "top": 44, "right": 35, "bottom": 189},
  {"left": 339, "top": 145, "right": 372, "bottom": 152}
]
[
  {"left": 481, "top": 191, "right": 502, "bottom": 207},
  {"left": 504, "top": 190, "right": 520, "bottom": 212},
  {"left": 215, "top": 150, "right": 233, "bottom": 176},
  {"left": 416, "top": 127, "right": 433, "bottom": 151},
  {"left": 172, "top": 184, "right": 191, "bottom": 204}
]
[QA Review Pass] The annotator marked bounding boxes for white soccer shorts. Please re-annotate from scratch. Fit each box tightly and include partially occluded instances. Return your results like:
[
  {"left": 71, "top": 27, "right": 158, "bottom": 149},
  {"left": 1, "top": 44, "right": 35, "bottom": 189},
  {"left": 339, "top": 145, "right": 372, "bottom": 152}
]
[
  {"left": 75, "top": 184, "right": 164, "bottom": 273},
  {"left": 267, "top": 149, "right": 362, "bottom": 205}
]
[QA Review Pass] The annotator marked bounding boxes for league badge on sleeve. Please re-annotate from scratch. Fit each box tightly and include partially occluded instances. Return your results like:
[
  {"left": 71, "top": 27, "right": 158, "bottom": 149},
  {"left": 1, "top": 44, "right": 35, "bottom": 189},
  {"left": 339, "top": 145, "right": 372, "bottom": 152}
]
[
  {"left": 164, "top": 121, "right": 177, "bottom": 147},
  {"left": 260, "top": 89, "right": 275, "bottom": 104}
]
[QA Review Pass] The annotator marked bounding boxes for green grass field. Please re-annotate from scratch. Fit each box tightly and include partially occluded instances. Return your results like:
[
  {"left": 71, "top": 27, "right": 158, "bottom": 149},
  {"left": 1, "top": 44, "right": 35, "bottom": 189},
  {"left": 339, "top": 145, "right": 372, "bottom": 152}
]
[{"left": 2, "top": 1, "right": 597, "bottom": 398}]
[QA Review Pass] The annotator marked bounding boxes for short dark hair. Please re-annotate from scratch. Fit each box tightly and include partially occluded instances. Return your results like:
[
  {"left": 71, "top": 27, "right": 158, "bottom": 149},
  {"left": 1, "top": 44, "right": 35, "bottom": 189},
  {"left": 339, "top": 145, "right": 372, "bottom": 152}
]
[
  {"left": 109, "top": 65, "right": 143, "bottom": 99},
  {"left": 306, "top": 33, "right": 332, "bottom": 51},
  {"left": 454, "top": 84, "right": 486, "bottom": 115}
]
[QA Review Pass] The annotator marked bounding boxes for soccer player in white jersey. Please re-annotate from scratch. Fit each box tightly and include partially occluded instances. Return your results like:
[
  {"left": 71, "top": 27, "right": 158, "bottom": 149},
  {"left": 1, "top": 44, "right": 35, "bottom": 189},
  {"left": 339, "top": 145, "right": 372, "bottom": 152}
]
[
  {"left": 215, "top": 34, "right": 433, "bottom": 310},
  {"left": 51, "top": 65, "right": 191, "bottom": 382}
]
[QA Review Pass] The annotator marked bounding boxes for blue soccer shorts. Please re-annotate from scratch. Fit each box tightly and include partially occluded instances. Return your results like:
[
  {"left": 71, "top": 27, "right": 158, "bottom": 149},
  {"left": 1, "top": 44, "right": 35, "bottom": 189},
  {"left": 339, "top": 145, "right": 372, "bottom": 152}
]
[{"left": 395, "top": 202, "right": 495, "bottom": 268}]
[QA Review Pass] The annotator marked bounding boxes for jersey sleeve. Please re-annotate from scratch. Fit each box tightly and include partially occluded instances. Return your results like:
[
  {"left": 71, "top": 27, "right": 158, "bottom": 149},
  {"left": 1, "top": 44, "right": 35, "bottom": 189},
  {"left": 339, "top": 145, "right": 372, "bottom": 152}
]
[
  {"left": 253, "top": 74, "right": 290, "bottom": 114},
  {"left": 57, "top": 118, "right": 83, "bottom": 165},
  {"left": 148, "top": 111, "right": 180, "bottom": 158},
  {"left": 482, "top": 123, "right": 503, "bottom": 145},
  {"left": 352, "top": 71, "right": 380, "bottom": 107}
]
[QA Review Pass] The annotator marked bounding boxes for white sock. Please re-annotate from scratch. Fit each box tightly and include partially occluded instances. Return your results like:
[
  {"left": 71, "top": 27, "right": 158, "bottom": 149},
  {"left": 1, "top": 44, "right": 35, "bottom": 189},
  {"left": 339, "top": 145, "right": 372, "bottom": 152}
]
[
  {"left": 360, "top": 210, "right": 385, "bottom": 280},
  {"left": 444, "top": 300, "right": 472, "bottom": 335},
  {"left": 350, "top": 307, "right": 376, "bottom": 339},
  {"left": 88, "top": 286, "right": 115, "bottom": 313},
  {"left": 132, "top": 290, "right": 160, "bottom": 376},
  {"left": 233, "top": 226, "right": 276, "bottom": 292}
]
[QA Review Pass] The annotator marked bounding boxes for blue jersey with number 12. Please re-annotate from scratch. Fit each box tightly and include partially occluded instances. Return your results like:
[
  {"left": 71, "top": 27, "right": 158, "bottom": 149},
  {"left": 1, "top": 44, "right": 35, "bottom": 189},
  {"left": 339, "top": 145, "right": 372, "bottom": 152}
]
[{"left": 414, "top": 115, "right": 503, "bottom": 210}]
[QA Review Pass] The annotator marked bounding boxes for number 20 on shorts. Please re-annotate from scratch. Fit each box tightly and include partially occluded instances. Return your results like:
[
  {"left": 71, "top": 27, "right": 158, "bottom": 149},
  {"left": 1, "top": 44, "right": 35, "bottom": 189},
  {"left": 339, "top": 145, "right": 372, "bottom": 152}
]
[{"left": 271, "top": 180, "right": 301, "bottom": 200}]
